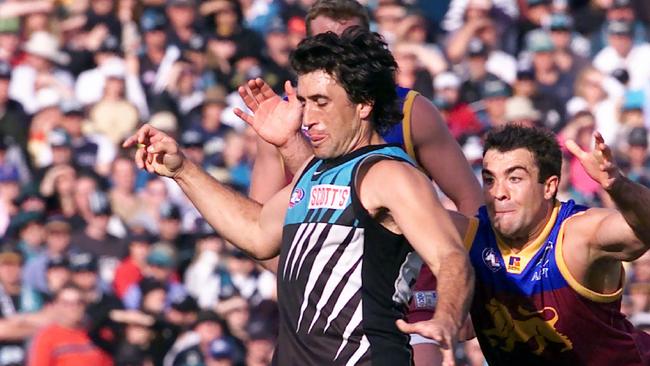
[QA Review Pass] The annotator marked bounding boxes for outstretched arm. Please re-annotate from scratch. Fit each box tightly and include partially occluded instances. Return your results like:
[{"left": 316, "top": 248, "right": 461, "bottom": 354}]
[
  {"left": 123, "top": 125, "right": 293, "bottom": 260},
  {"left": 410, "top": 95, "right": 483, "bottom": 215},
  {"left": 565, "top": 132, "right": 650, "bottom": 262},
  {"left": 357, "top": 159, "right": 474, "bottom": 366}
]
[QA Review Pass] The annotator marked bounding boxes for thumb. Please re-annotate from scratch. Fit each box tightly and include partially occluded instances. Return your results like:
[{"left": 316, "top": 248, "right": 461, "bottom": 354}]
[
  {"left": 395, "top": 319, "right": 419, "bottom": 334},
  {"left": 564, "top": 139, "right": 585, "bottom": 159},
  {"left": 441, "top": 348, "right": 456, "bottom": 366}
]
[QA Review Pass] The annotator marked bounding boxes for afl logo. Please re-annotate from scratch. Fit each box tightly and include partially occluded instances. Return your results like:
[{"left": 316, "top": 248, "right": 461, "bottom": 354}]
[
  {"left": 482, "top": 248, "right": 502, "bottom": 272},
  {"left": 289, "top": 188, "right": 305, "bottom": 208}
]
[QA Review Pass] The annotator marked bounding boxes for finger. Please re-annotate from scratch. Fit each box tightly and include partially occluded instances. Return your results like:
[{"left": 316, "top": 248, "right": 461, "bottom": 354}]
[
  {"left": 565, "top": 139, "right": 586, "bottom": 159},
  {"left": 256, "top": 78, "right": 277, "bottom": 100},
  {"left": 134, "top": 146, "right": 146, "bottom": 169},
  {"left": 233, "top": 108, "right": 256, "bottom": 128},
  {"left": 238, "top": 86, "right": 258, "bottom": 112},
  {"left": 123, "top": 134, "right": 138, "bottom": 148},
  {"left": 594, "top": 131, "right": 605, "bottom": 145},
  {"left": 147, "top": 139, "right": 179, "bottom": 155},
  {"left": 441, "top": 348, "right": 456, "bottom": 366},
  {"left": 395, "top": 319, "right": 424, "bottom": 335},
  {"left": 248, "top": 79, "right": 265, "bottom": 106}
]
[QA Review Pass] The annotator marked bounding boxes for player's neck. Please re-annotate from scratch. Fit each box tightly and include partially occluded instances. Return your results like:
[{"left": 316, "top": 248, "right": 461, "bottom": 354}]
[{"left": 502, "top": 201, "right": 556, "bottom": 253}]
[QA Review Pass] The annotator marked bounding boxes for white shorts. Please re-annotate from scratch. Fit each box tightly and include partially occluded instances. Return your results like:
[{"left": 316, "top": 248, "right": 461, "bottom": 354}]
[{"left": 409, "top": 334, "right": 441, "bottom": 346}]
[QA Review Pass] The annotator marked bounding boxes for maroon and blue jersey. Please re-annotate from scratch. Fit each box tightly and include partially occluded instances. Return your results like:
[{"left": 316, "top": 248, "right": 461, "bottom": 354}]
[
  {"left": 467, "top": 200, "right": 650, "bottom": 365},
  {"left": 382, "top": 86, "right": 419, "bottom": 161}
]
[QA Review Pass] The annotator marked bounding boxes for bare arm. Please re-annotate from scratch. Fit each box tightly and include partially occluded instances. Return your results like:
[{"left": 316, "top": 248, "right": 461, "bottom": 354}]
[
  {"left": 123, "top": 125, "right": 294, "bottom": 260},
  {"left": 410, "top": 95, "right": 484, "bottom": 215},
  {"left": 566, "top": 133, "right": 650, "bottom": 262},
  {"left": 358, "top": 160, "right": 474, "bottom": 364},
  {"left": 445, "top": 19, "right": 488, "bottom": 63}
]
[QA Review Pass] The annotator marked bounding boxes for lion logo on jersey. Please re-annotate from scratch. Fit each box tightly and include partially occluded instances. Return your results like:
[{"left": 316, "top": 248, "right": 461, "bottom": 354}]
[{"left": 482, "top": 299, "right": 573, "bottom": 355}]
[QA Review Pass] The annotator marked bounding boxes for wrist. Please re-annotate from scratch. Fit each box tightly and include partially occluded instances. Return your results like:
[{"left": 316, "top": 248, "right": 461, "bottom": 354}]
[
  {"left": 172, "top": 157, "right": 193, "bottom": 182},
  {"left": 605, "top": 171, "right": 626, "bottom": 194},
  {"left": 279, "top": 131, "right": 306, "bottom": 152}
]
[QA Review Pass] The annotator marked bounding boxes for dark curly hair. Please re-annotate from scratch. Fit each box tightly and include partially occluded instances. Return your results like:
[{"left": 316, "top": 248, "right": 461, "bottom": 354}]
[
  {"left": 484, "top": 125, "right": 562, "bottom": 183},
  {"left": 290, "top": 26, "right": 402, "bottom": 135},
  {"left": 305, "top": 0, "right": 370, "bottom": 36}
]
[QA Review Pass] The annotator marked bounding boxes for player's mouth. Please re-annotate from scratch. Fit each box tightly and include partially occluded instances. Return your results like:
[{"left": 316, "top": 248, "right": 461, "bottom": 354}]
[{"left": 307, "top": 132, "right": 327, "bottom": 145}]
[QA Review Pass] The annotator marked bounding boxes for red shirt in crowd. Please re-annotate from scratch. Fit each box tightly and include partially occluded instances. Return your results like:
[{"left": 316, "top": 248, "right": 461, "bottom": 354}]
[{"left": 28, "top": 324, "right": 113, "bottom": 366}]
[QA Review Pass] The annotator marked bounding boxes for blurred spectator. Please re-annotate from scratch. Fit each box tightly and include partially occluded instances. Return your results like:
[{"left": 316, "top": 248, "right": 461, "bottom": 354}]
[
  {"left": 614, "top": 90, "right": 646, "bottom": 149},
  {"left": 518, "top": 0, "right": 553, "bottom": 52},
  {"left": 446, "top": 10, "right": 517, "bottom": 84},
  {"left": 589, "top": 0, "right": 649, "bottom": 54},
  {"left": 458, "top": 39, "right": 503, "bottom": 104},
  {"left": 40, "top": 256, "right": 72, "bottom": 304},
  {"left": 432, "top": 71, "right": 483, "bottom": 142},
  {"left": 215, "top": 295, "right": 249, "bottom": 345},
  {"left": 166, "top": 0, "right": 203, "bottom": 50},
  {"left": 514, "top": 69, "right": 565, "bottom": 132},
  {"left": 0, "top": 61, "right": 31, "bottom": 165},
  {"left": 9, "top": 211, "right": 45, "bottom": 263},
  {"left": 184, "top": 221, "right": 225, "bottom": 309},
  {"left": 593, "top": 20, "right": 650, "bottom": 90},
  {"left": 123, "top": 243, "right": 185, "bottom": 310},
  {"left": 526, "top": 29, "right": 575, "bottom": 104},
  {"left": 22, "top": 216, "right": 75, "bottom": 294},
  {"left": 546, "top": 13, "right": 591, "bottom": 76},
  {"left": 0, "top": 247, "right": 40, "bottom": 366},
  {"left": 28, "top": 284, "right": 113, "bottom": 366},
  {"left": 0, "top": 17, "right": 21, "bottom": 65},
  {"left": 503, "top": 95, "right": 541, "bottom": 127},
  {"left": 619, "top": 127, "right": 650, "bottom": 187},
  {"left": 392, "top": 44, "right": 434, "bottom": 99},
  {"left": 244, "top": 315, "right": 276, "bottom": 366},
  {"left": 9, "top": 31, "right": 73, "bottom": 115},
  {"left": 567, "top": 66, "right": 620, "bottom": 143},
  {"left": 28, "top": 89, "right": 64, "bottom": 169},
  {"left": 206, "top": 337, "right": 236, "bottom": 366},
  {"left": 113, "top": 232, "right": 153, "bottom": 300},
  {"left": 477, "top": 78, "right": 512, "bottom": 128},
  {"left": 109, "top": 156, "right": 143, "bottom": 224},
  {"left": 71, "top": 191, "right": 127, "bottom": 285}
]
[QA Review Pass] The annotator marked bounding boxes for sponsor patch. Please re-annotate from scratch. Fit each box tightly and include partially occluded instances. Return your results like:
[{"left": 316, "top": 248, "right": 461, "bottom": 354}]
[
  {"left": 308, "top": 184, "right": 350, "bottom": 210},
  {"left": 414, "top": 291, "right": 437, "bottom": 309},
  {"left": 507, "top": 256, "right": 522, "bottom": 273}
]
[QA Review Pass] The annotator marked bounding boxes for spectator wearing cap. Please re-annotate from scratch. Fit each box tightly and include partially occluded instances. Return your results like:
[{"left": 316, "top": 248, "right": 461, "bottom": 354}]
[
  {"left": 512, "top": 66, "right": 566, "bottom": 131},
  {"left": 190, "top": 87, "right": 233, "bottom": 163},
  {"left": 8, "top": 31, "right": 73, "bottom": 115},
  {"left": 442, "top": 0, "right": 519, "bottom": 38},
  {"left": 589, "top": 0, "right": 648, "bottom": 54},
  {"left": 9, "top": 211, "right": 45, "bottom": 263},
  {"left": 446, "top": 6, "right": 517, "bottom": 84},
  {"left": 29, "top": 284, "right": 113, "bottom": 366},
  {"left": 136, "top": 9, "right": 176, "bottom": 106},
  {"left": 477, "top": 78, "right": 511, "bottom": 128},
  {"left": 503, "top": 95, "right": 541, "bottom": 127},
  {"left": 432, "top": 71, "right": 482, "bottom": 142},
  {"left": 59, "top": 100, "right": 116, "bottom": 176},
  {"left": 202, "top": 0, "right": 265, "bottom": 60},
  {"left": 226, "top": 250, "right": 275, "bottom": 306},
  {"left": 614, "top": 90, "right": 646, "bottom": 149},
  {"left": 0, "top": 247, "right": 42, "bottom": 365},
  {"left": 123, "top": 243, "right": 186, "bottom": 311},
  {"left": 568, "top": 66, "right": 620, "bottom": 144},
  {"left": 0, "top": 61, "right": 31, "bottom": 164},
  {"left": 263, "top": 21, "right": 296, "bottom": 94},
  {"left": 245, "top": 317, "right": 276, "bottom": 366},
  {"left": 517, "top": 0, "right": 553, "bottom": 52},
  {"left": 526, "top": 28, "right": 576, "bottom": 105},
  {"left": 184, "top": 220, "right": 225, "bottom": 309},
  {"left": 458, "top": 39, "right": 503, "bottom": 104},
  {"left": 40, "top": 256, "right": 72, "bottom": 303},
  {"left": 0, "top": 17, "right": 20, "bottom": 65},
  {"left": 158, "top": 200, "right": 196, "bottom": 276},
  {"left": 546, "top": 12, "right": 591, "bottom": 76},
  {"left": 27, "top": 88, "right": 65, "bottom": 169},
  {"left": 184, "top": 33, "right": 217, "bottom": 90},
  {"left": 206, "top": 337, "right": 235, "bottom": 366},
  {"left": 22, "top": 215, "right": 75, "bottom": 293},
  {"left": 113, "top": 232, "right": 153, "bottom": 299},
  {"left": 68, "top": 252, "right": 125, "bottom": 354},
  {"left": 593, "top": 20, "right": 650, "bottom": 90},
  {"left": 180, "top": 129, "right": 207, "bottom": 170},
  {"left": 71, "top": 191, "right": 128, "bottom": 284},
  {"left": 620, "top": 127, "right": 650, "bottom": 187},
  {"left": 164, "top": 309, "right": 231, "bottom": 366},
  {"left": 166, "top": 0, "right": 205, "bottom": 51}
]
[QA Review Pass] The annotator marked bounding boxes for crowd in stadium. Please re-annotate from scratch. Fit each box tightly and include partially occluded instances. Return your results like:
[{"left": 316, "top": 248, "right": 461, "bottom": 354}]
[{"left": 0, "top": 0, "right": 649, "bottom": 365}]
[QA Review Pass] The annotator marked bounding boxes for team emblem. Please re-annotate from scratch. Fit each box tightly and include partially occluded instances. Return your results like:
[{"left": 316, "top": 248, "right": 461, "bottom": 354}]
[
  {"left": 482, "top": 248, "right": 502, "bottom": 272},
  {"left": 289, "top": 188, "right": 305, "bottom": 208}
]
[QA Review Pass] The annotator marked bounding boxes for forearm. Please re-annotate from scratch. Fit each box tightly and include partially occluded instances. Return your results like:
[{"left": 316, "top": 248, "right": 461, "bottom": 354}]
[
  {"left": 174, "top": 160, "right": 274, "bottom": 259},
  {"left": 607, "top": 175, "right": 650, "bottom": 244},
  {"left": 250, "top": 137, "right": 287, "bottom": 203},
  {"left": 445, "top": 28, "right": 474, "bottom": 63},
  {"left": 430, "top": 251, "right": 474, "bottom": 329},
  {"left": 278, "top": 132, "right": 313, "bottom": 175}
]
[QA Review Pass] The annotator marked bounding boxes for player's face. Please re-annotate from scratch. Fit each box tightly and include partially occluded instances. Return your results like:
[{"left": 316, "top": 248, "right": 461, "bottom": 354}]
[
  {"left": 297, "top": 70, "right": 367, "bottom": 159},
  {"left": 309, "top": 15, "right": 363, "bottom": 36},
  {"left": 482, "top": 148, "right": 557, "bottom": 243}
]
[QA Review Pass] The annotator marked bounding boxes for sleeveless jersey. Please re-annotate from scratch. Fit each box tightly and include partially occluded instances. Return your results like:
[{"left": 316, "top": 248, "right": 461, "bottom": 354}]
[
  {"left": 274, "top": 145, "right": 422, "bottom": 366},
  {"left": 382, "top": 86, "right": 419, "bottom": 162},
  {"left": 467, "top": 200, "right": 650, "bottom": 365}
]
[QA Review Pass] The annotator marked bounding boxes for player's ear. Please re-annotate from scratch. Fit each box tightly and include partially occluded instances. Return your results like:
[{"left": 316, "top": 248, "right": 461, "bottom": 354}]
[
  {"left": 544, "top": 175, "right": 559, "bottom": 200},
  {"left": 358, "top": 102, "right": 373, "bottom": 120}
]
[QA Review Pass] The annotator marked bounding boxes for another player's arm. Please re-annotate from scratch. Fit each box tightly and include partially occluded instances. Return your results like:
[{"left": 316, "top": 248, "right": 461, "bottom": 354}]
[
  {"left": 565, "top": 133, "right": 650, "bottom": 262},
  {"left": 410, "top": 95, "right": 484, "bottom": 215},
  {"left": 124, "top": 125, "right": 298, "bottom": 260},
  {"left": 358, "top": 160, "right": 474, "bottom": 361}
]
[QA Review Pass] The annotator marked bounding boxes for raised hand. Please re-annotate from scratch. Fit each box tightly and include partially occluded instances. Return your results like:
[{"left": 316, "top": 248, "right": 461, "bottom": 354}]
[
  {"left": 122, "top": 124, "right": 185, "bottom": 178},
  {"left": 565, "top": 131, "right": 622, "bottom": 190},
  {"left": 234, "top": 78, "right": 303, "bottom": 148},
  {"left": 396, "top": 317, "right": 458, "bottom": 366}
]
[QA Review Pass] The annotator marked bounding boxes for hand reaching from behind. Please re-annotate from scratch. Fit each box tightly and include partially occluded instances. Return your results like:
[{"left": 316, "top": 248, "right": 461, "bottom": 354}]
[
  {"left": 122, "top": 125, "right": 186, "bottom": 178},
  {"left": 565, "top": 132, "right": 622, "bottom": 191},
  {"left": 397, "top": 316, "right": 458, "bottom": 366},
  {"left": 234, "top": 78, "right": 303, "bottom": 148}
]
